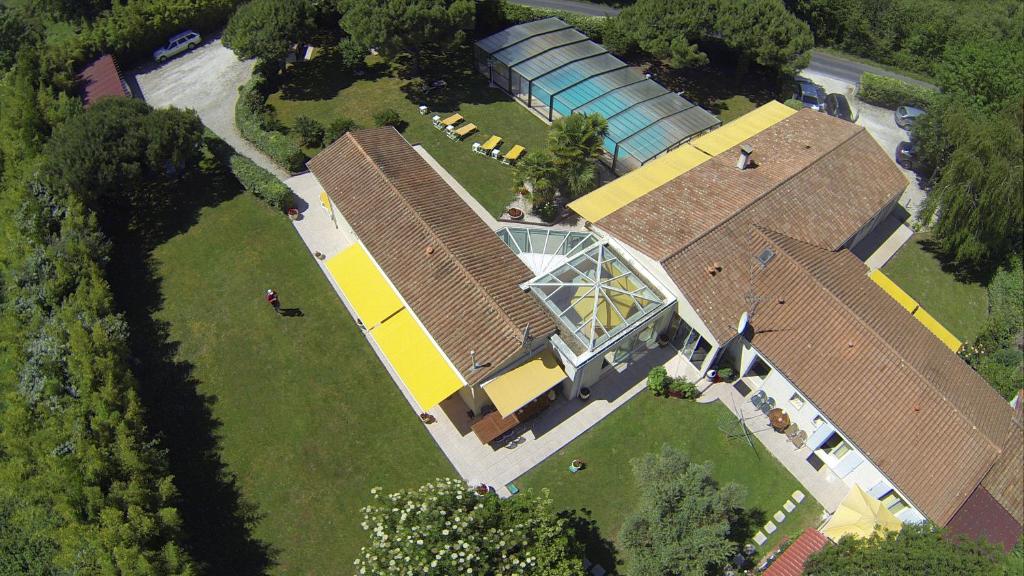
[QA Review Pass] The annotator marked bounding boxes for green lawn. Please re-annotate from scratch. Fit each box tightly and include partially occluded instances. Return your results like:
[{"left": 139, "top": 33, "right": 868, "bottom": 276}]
[
  {"left": 516, "top": 393, "right": 823, "bottom": 571},
  {"left": 147, "top": 191, "right": 452, "bottom": 573},
  {"left": 882, "top": 233, "right": 989, "bottom": 341},
  {"left": 267, "top": 52, "right": 550, "bottom": 217},
  {"left": 715, "top": 95, "right": 758, "bottom": 124}
]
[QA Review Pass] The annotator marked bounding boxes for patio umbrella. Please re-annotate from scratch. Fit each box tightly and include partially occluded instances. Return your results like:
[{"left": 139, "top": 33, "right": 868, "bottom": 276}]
[{"left": 821, "top": 485, "right": 902, "bottom": 542}]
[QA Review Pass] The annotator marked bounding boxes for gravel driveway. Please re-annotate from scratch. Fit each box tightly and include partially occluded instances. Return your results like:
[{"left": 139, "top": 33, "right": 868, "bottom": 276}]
[
  {"left": 133, "top": 38, "right": 289, "bottom": 180},
  {"left": 801, "top": 71, "right": 927, "bottom": 220}
]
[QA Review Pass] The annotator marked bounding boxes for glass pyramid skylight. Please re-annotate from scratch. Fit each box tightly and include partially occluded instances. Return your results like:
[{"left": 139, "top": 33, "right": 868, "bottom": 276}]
[{"left": 528, "top": 243, "right": 663, "bottom": 350}]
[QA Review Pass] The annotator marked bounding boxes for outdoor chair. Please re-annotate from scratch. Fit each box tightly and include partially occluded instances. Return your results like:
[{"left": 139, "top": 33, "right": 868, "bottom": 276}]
[
  {"left": 751, "top": 390, "right": 767, "bottom": 409},
  {"left": 760, "top": 397, "right": 776, "bottom": 416},
  {"left": 472, "top": 142, "right": 482, "bottom": 154},
  {"left": 431, "top": 114, "right": 442, "bottom": 128},
  {"left": 790, "top": 430, "right": 808, "bottom": 449},
  {"left": 491, "top": 148, "right": 501, "bottom": 160}
]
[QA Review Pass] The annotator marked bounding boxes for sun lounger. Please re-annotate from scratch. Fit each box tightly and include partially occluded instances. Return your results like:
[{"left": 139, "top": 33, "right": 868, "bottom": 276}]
[
  {"left": 440, "top": 113, "right": 463, "bottom": 127},
  {"left": 448, "top": 123, "right": 477, "bottom": 141},
  {"left": 479, "top": 135, "right": 502, "bottom": 154},
  {"left": 431, "top": 114, "right": 442, "bottom": 128},
  {"left": 501, "top": 144, "right": 526, "bottom": 165}
]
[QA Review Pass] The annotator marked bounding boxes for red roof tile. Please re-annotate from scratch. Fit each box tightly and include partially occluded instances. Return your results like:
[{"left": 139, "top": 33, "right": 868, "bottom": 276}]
[
  {"left": 946, "top": 486, "right": 1023, "bottom": 553},
  {"left": 764, "top": 528, "right": 828, "bottom": 576},
  {"left": 78, "top": 54, "right": 130, "bottom": 107}
]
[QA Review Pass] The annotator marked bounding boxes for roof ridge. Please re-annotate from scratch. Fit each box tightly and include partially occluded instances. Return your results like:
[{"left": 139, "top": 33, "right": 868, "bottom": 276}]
[
  {"left": 660, "top": 123, "right": 866, "bottom": 264},
  {"left": 347, "top": 129, "right": 527, "bottom": 361},
  {"left": 757, "top": 228, "right": 1003, "bottom": 458}
]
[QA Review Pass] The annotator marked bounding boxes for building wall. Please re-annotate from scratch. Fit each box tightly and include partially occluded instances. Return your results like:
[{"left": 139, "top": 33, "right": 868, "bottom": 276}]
[{"left": 728, "top": 339, "right": 926, "bottom": 524}]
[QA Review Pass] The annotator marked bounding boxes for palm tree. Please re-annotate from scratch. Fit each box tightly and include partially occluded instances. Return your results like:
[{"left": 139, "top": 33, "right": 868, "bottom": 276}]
[{"left": 547, "top": 113, "right": 608, "bottom": 199}]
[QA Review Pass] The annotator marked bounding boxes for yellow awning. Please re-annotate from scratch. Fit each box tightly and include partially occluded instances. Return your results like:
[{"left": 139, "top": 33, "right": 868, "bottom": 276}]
[
  {"left": 913, "top": 308, "right": 963, "bottom": 352},
  {"left": 483, "top": 349, "right": 566, "bottom": 417},
  {"left": 371, "top": 308, "right": 465, "bottom": 411},
  {"left": 325, "top": 244, "right": 403, "bottom": 328},
  {"left": 568, "top": 144, "right": 710, "bottom": 223},
  {"left": 821, "top": 485, "right": 902, "bottom": 542},
  {"left": 319, "top": 190, "right": 332, "bottom": 215},
  {"left": 868, "top": 270, "right": 919, "bottom": 313},
  {"left": 689, "top": 100, "right": 797, "bottom": 156}
]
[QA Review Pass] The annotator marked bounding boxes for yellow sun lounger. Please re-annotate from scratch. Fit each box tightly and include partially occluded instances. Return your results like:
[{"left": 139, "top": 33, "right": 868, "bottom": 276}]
[
  {"left": 448, "top": 123, "right": 477, "bottom": 140},
  {"left": 440, "top": 113, "right": 463, "bottom": 127},
  {"left": 501, "top": 144, "right": 526, "bottom": 164},
  {"left": 481, "top": 135, "right": 502, "bottom": 152}
]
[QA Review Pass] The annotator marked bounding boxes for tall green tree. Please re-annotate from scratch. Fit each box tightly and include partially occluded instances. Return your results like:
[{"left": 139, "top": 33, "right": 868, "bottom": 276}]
[
  {"left": 917, "top": 95, "right": 1022, "bottom": 267},
  {"left": 608, "top": 0, "right": 714, "bottom": 68},
  {"left": 354, "top": 478, "right": 586, "bottom": 575},
  {"left": 619, "top": 446, "right": 744, "bottom": 576},
  {"left": 223, "top": 0, "right": 313, "bottom": 63},
  {"left": 715, "top": 0, "right": 813, "bottom": 76},
  {"left": 804, "top": 523, "right": 1005, "bottom": 575},
  {"left": 337, "top": 0, "right": 474, "bottom": 74},
  {"left": 548, "top": 112, "right": 608, "bottom": 199},
  {"left": 41, "top": 97, "right": 204, "bottom": 208}
]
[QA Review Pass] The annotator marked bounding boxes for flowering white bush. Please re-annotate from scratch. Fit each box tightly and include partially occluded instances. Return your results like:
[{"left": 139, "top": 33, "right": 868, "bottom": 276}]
[{"left": 353, "top": 478, "right": 585, "bottom": 575}]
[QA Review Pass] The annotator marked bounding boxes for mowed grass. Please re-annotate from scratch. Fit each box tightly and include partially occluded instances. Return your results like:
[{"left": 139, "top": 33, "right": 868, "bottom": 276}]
[
  {"left": 516, "top": 393, "right": 823, "bottom": 568},
  {"left": 151, "top": 193, "right": 452, "bottom": 573},
  {"left": 714, "top": 94, "right": 758, "bottom": 124},
  {"left": 882, "top": 233, "right": 989, "bottom": 341},
  {"left": 268, "top": 53, "right": 550, "bottom": 217}
]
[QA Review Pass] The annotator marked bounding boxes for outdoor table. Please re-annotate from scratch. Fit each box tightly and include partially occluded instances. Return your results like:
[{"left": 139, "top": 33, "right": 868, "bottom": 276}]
[
  {"left": 471, "top": 410, "right": 520, "bottom": 444},
  {"left": 768, "top": 408, "right": 791, "bottom": 432}
]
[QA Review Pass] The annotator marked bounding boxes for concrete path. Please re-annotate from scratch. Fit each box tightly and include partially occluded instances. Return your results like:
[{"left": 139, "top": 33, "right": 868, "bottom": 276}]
[{"left": 132, "top": 38, "right": 289, "bottom": 181}]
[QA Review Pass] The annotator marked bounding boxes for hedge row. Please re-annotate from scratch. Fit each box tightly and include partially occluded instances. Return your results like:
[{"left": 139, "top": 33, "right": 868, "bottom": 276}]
[
  {"left": 494, "top": 3, "right": 612, "bottom": 43},
  {"left": 858, "top": 72, "right": 937, "bottom": 110},
  {"left": 229, "top": 154, "right": 291, "bottom": 210},
  {"left": 235, "top": 73, "right": 306, "bottom": 172}
]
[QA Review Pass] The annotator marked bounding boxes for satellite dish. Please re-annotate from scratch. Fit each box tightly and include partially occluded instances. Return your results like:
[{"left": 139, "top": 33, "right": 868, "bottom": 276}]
[{"left": 737, "top": 312, "right": 749, "bottom": 334}]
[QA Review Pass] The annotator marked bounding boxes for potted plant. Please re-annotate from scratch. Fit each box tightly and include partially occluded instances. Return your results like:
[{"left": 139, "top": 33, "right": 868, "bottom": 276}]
[
  {"left": 717, "top": 366, "right": 736, "bottom": 383},
  {"left": 287, "top": 207, "right": 300, "bottom": 220},
  {"left": 647, "top": 366, "right": 670, "bottom": 396},
  {"left": 507, "top": 207, "right": 524, "bottom": 220},
  {"left": 656, "top": 332, "right": 670, "bottom": 347},
  {"left": 579, "top": 387, "right": 591, "bottom": 400},
  {"left": 669, "top": 378, "right": 698, "bottom": 400}
]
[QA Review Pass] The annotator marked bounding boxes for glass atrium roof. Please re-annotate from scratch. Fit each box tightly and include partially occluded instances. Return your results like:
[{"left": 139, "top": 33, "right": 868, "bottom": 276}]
[
  {"left": 497, "top": 227, "right": 598, "bottom": 275},
  {"left": 527, "top": 243, "right": 664, "bottom": 350}
]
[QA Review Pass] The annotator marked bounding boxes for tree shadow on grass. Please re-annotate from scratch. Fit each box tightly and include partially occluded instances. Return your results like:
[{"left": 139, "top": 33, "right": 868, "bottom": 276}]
[
  {"left": 916, "top": 236, "right": 994, "bottom": 286},
  {"left": 103, "top": 141, "right": 277, "bottom": 574},
  {"left": 276, "top": 49, "right": 391, "bottom": 102},
  {"left": 563, "top": 508, "right": 622, "bottom": 575},
  {"left": 730, "top": 507, "right": 769, "bottom": 547}
]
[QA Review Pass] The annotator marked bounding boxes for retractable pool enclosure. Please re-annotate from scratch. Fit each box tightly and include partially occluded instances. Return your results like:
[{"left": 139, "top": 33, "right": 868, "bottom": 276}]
[{"left": 475, "top": 18, "right": 721, "bottom": 171}]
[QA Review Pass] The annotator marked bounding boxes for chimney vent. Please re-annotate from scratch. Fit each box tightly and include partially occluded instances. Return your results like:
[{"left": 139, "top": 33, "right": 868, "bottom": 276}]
[{"left": 737, "top": 144, "right": 753, "bottom": 170}]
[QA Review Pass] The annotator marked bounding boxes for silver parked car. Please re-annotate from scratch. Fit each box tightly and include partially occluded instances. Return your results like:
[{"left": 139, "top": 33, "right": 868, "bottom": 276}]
[
  {"left": 895, "top": 105, "right": 925, "bottom": 129},
  {"left": 153, "top": 30, "right": 202, "bottom": 62}
]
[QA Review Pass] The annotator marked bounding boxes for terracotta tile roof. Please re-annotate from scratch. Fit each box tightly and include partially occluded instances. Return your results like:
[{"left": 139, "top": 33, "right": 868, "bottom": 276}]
[
  {"left": 763, "top": 529, "right": 828, "bottom": 576},
  {"left": 78, "top": 54, "right": 130, "bottom": 107},
  {"left": 981, "top": 431, "right": 1024, "bottom": 524},
  {"left": 598, "top": 109, "right": 906, "bottom": 262},
  {"left": 307, "top": 128, "right": 556, "bottom": 385},
  {"left": 946, "top": 486, "right": 1023, "bottom": 553},
  {"left": 743, "top": 229, "right": 1019, "bottom": 525}
]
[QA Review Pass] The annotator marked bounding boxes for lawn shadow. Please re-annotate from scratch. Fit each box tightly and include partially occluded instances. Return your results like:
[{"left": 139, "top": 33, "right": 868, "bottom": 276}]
[
  {"left": 103, "top": 143, "right": 278, "bottom": 574},
  {"left": 402, "top": 43, "right": 509, "bottom": 110},
  {"left": 277, "top": 50, "right": 390, "bottom": 102},
  {"left": 730, "top": 506, "right": 768, "bottom": 547},
  {"left": 916, "top": 236, "right": 994, "bottom": 286},
  {"left": 564, "top": 508, "right": 622, "bottom": 575}
]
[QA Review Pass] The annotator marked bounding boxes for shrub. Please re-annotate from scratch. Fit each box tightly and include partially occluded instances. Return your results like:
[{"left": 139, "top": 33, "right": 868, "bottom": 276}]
[
  {"left": 293, "top": 115, "right": 324, "bottom": 148},
  {"left": 531, "top": 199, "right": 559, "bottom": 223},
  {"left": 669, "top": 378, "right": 698, "bottom": 399},
  {"left": 325, "top": 117, "right": 358, "bottom": 144},
  {"left": 489, "top": 2, "right": 611, "bottom": 43},
  {"left": 647, "top": 366, "right": 670, "bottom": 396},
  {"left": 229, "top": 154, "right": 291, "bottom": 210},
  {"left": 336, "top": 37, "right": 366, "bottom": 72},
  {"left": 783, "top": 98, "right": 804, "bottom": 110},
  {"left": 235, "top": 73, "right": 306, "bottom": 172},
  {"left": 717, "top": 366, "right": 736, "bottom": 382},
  {"left": 858, "top": 73, "right": 937, "bottom": 110},
  {"left": 373, "top": 108, "right": 402, "bottom": 128}
]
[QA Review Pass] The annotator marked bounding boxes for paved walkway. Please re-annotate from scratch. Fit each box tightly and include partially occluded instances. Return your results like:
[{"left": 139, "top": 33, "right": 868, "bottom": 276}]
[{"left": 699, "top": 381, "right": 849, "bottom": 513}]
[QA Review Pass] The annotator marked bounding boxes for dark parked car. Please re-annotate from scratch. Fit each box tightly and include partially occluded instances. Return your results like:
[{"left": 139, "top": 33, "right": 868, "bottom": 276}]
[
  {"left": 793, "top": 78, "right": 827, "bottom": 111},
  {"left": 896, "top": 141, "right": 916, "bottom": 169},
  {"left": 895, "top": 105, "right": 925, "bottom": 129},
  {"left": 825, "top": 93, "right": 855, "bottom": 122}
]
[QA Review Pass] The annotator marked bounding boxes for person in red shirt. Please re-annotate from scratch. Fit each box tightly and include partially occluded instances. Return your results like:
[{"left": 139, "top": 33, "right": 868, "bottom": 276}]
[{"left": 266, "top": 289, "right": 281, "bottom": 314}]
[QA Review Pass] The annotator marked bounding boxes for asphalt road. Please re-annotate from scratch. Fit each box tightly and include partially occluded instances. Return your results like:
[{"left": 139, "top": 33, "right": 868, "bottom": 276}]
[{"left": 804, "top": 51, "right": 937, "bottom": 90}]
